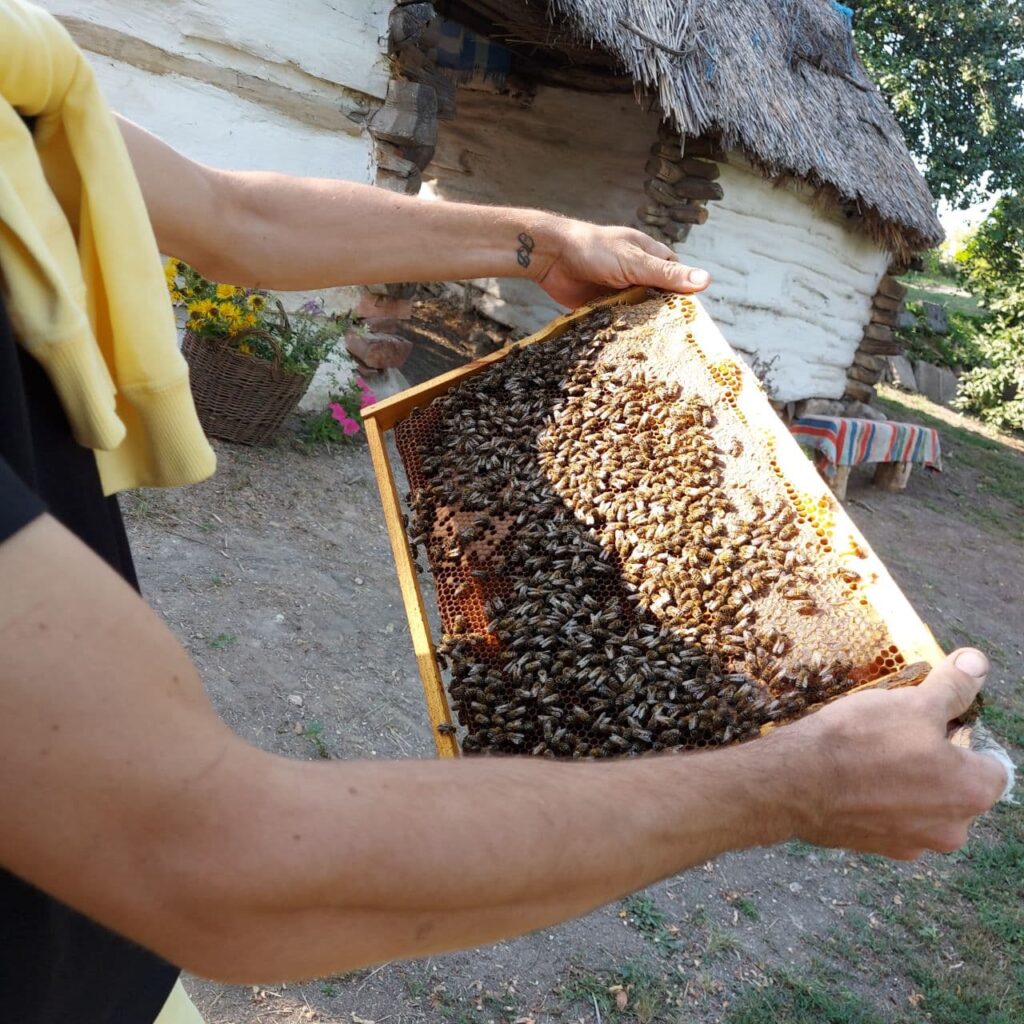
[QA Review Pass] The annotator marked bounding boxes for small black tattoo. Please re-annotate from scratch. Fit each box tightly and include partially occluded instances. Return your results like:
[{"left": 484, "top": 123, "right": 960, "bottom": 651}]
[{"left": 516, "top": 232, "right": 535, "bottom": 269}]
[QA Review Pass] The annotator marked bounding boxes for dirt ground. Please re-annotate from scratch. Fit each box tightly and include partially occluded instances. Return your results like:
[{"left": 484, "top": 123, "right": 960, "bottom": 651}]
[{"left": 122, "top": 340, "right": 1024, "bottom": 1023}]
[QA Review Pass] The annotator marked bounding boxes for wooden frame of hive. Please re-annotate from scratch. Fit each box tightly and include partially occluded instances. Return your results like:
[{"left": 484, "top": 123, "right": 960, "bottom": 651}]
[{"left": 362, "top": 287, "right": 944, "bottom": 758}]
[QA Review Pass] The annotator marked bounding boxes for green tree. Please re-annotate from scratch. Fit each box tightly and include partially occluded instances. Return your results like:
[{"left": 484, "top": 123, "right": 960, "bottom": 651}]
[
  {"left": 852, "top": 1, "right": 1024, "bottom": 207},
  {"left": 952, "top": 195, "right": 1024, "bottom": 431},
  {"left": 955, "top": 193, "right": 1024, "bottom": 302}
]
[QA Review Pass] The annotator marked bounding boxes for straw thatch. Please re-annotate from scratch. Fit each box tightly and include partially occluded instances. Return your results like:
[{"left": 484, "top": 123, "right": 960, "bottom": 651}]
[{"left": 446, "top": 0, "right": 943, "bottom": 257}]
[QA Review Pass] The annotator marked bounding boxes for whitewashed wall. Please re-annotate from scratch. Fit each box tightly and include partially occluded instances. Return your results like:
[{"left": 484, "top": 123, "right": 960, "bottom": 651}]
[
  {"left": 425, "top": 87, "right": 890, "bottom": 402},
  {"left": 39, "top": 0, "right": 387, "bottom": 181},
  {"left": 40, "top": 0, "right": 391, "bottom": 314}
]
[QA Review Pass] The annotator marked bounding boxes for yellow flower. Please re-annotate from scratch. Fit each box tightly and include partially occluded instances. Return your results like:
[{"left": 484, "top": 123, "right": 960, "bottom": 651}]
[
  {"left": 242, "top": 313, "right": 258, "bottom": 328},
  {"left": 238, "top": 342, "right": 253, "bottom": 355},
  {"left": 215, "top": 283, "right": 242, "bottom": 299},
  {"left": 247, "top": 293, "right": 268, "bottom": 311},
  {"left": 188, "top": 299, "right": 217, "bottom": 317},
  {"left": 164, "top": 258, "right": 180, "bottom": 282},
  {"left": 169, "top": 288, "right": 183, "bottom": 304},
  {"left": 218, "top": 302, "right": 242, "bottom": 321}
]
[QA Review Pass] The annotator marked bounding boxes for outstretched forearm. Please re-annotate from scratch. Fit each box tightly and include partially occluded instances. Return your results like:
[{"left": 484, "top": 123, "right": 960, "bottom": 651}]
[
  {"left": 187, "top": 738, "right": 791, "bottom": 981},
  {"left": 209, "top": 172, "right": 562, "bottom": 291},
  {"left": 118, "top": 116, "right": 711, "bottom": 307},
  {"left": 118, "top": 116, "right": 562, "bottom": 289}
]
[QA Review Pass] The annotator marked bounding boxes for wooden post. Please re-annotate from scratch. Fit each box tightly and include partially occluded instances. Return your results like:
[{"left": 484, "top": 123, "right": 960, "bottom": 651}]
[
  {"left": 829, "top": 465, "right": 851, "bottom": 501},
  {"left": 873, "top": 462, "right": 913, "bottom": 492}
]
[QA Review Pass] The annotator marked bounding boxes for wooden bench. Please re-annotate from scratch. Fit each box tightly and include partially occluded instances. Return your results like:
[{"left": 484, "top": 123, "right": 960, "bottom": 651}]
[{"left": 790, "top": 417, "right": 941, "bottom": 502}]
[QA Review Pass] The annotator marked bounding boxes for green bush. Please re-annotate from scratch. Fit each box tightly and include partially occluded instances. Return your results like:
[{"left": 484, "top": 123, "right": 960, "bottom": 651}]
[
  {"left": 955, "top": 194, "right": 1024, "bottom": 302},
  {"left": 898, "top": 302, "right": 985, "bottom": 372},
  {"left": 954, "top": 289, "right": 1024, "bottom": 432}
]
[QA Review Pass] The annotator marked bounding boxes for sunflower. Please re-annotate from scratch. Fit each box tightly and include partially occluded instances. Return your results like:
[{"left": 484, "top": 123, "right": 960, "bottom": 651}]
[
  {"left": 247, "top": 293, "right": 268, "bottom": 311},
  {"left": 217, "top": 302, "right": 243, "bottom": 322},
  {"left": 215, "top": 283, "right": 242, "bottom": 299},
  {"left": 188, "top": 298, "right": 217, "bottom": 317}
]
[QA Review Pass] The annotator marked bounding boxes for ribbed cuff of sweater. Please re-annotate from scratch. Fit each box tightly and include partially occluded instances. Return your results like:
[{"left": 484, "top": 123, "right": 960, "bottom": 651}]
[
  {"left": 94, "top": 376, "right": 217, "bottom": 496},
  {"left": 33, "top": 333, "right": 127, "bottom": 451}
]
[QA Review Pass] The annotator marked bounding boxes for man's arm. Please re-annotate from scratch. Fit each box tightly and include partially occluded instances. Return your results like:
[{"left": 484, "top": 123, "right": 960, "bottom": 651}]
[
  {"left": 116, "top": 117, "right": 710, "bottom": 308},
  {"left": 0, "top": 515, "right": 1005, "bottom": 984}
]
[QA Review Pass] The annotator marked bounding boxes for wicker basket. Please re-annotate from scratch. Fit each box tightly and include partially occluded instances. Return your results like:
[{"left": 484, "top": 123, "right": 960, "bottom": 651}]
[{"left": 182, "top": 329, "right": 313, "bottom": 446}]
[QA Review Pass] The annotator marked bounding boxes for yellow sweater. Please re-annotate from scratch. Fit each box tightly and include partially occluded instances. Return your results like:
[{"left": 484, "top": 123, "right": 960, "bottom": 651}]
[{"left": 0, "top": 0, "right": 215, "bottom": 495}]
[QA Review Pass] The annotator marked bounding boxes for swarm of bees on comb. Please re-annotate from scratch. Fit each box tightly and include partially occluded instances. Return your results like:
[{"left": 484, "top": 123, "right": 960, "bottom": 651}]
[{"left": 395, "top": 294, "right": 920, "bottom": 758}]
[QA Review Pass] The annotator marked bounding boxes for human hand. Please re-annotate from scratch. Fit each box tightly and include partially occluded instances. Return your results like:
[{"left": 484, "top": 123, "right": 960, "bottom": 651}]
[
  {"left": 779, "top": 648, "right": 1007, "bottom": 860},
  {"left": 533, "top": 218, "right": 711, "bottom": 309}
]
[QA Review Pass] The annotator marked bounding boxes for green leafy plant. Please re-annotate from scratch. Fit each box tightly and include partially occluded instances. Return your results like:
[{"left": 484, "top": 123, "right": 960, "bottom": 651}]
[{"left": 896, "top": 302, "right": 984, "bottom": 372}]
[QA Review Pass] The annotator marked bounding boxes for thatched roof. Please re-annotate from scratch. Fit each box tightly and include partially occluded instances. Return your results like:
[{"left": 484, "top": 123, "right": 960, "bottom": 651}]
[{"left": 440, "top": 0, "right": 943, "bottom": 257}]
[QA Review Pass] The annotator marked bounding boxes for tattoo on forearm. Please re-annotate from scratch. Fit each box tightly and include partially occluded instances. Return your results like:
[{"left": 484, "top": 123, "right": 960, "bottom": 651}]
[{"left": 516, "top": 232, "right": 535, "bottom": 269}]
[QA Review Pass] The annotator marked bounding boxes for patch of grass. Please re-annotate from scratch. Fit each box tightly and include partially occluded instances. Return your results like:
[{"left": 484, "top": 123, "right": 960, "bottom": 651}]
[
  {"left": 621, "top": 893, "right": 682, "bottom": 955},
  {"left": 784, "top": 839, "right": 819, "bottom": 859},
  {"left": 902, "top": 270, "right": 984, "bottom": 319},
  {"left": 703, "top": 923, "right": 740, "bottom": 960},
  {"left": 207, "top": 632, "right": 238, "bottom": 649},
  {"left": 734, "top": 896, "right": 759, "bottom": 921},
  {"left": 981, "top": 703, "right": 1024, "bottom": 749},
  {"left": 801, "top": 803, "right": 1024, "bottom": 1024},
  {"left": 724, "top": 970, "right": 885, "bottom": 1024},
  {"left": 303, "top": 720, "right": 331, "bottom": 759},
  {"left": 320, "top": 981, "right": 337, "bottom": 997},
  {"left": 560, "top": 962, "right": 678, "bottom": 1024}
]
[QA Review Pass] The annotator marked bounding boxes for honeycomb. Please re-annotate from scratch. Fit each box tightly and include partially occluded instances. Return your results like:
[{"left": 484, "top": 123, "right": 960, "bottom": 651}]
[{"left": 388, "top": 291, "right": 937, "bottom": 757}]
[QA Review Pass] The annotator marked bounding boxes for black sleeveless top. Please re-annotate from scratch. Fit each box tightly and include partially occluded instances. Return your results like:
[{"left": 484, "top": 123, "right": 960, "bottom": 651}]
[{"left": 0, "top": 286, "right": 180, "bottom": 1017}]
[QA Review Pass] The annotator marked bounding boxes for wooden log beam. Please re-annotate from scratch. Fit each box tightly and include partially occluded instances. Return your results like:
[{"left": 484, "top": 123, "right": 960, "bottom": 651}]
[
  {"left": 669, "top": 202, "right": 709, "bottom": 225},
  {"left": 847, "top": 362, "right": 885, "bottom": 385},
  {"left": 853, "top": 351, "right": 886, "bottom": 374},
  {"left": 369, "top": 80, "right": 438, "bottom": 148},
  {"left": 869, "top": 307, "right": 901, "bottom": 328},
  {"left": 672, "top": 177, "right": 725, "bottom": 201},
  {"left": 877, "top": 275, "right": 908, "bottom": 301},
  {"left": 859, "top": 335, "right": 902, "bottom": 356},
  {"left": 843, "top": 379, "right": 877, "bottom": 403},
  {"left": 872, "top": 293, "right": 903, "bottom": 313},
  {"left": 863, "top": 322, "right": 895, "bottom": 343}
]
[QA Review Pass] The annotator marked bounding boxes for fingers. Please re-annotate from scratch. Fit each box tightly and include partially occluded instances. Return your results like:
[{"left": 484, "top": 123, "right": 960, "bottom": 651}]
[
  {"left": 960, "top": 747, "right": 1011, "bottom": 810},
  {"left": 632, "top": 232, "right": 679, "bottom": 262},
  {"left": 917, "top": 648, "right": 988, "bottom": 722},
  {"left": 632, "top": 251, "right": 711, "bottom": 294}
]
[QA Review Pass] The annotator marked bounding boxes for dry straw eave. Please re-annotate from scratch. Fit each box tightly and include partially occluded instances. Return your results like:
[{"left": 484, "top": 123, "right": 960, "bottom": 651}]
[{"left": 546, "top": 0, "right": 943, "bottom": 257}]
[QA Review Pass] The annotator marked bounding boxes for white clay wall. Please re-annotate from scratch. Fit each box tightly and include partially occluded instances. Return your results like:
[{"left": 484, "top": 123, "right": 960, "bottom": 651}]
[
  {"left": 39, "top": 0, "right": 391, "bottom": 313},
  {"left": 39, "top": 1, "right": 387, "bottom": 182},
  {"left": 426, "top": 87, "right": 890, "bottom": 402}
]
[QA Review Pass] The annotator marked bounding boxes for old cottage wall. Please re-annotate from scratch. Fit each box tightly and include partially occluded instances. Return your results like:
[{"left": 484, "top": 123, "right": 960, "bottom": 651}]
[
  {"left": 426, "top": 87, "right": 890, "bottom": 402},
  {"left": 39, "top": 0, "right": 388, "bottom": 181}
]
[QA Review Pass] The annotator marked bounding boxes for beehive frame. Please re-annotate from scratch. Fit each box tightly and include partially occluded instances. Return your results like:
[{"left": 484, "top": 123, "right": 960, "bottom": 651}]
[{"left": 362, "top": 287, "right": 944, "bottom": 757}]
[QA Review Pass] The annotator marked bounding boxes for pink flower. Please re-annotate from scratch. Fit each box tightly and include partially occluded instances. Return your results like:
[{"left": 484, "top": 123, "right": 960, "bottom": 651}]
[
  {"left": 328, "top": 402, "right": 362, "bottom": 436},
  {"left": 355, "top": 376, "right": 377, "bottom": 408}
]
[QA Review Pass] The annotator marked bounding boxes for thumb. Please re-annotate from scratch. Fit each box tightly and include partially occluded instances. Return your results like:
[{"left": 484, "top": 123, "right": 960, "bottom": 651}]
[
  {"left": 918, "top": 648, "right": 988, "bottom": 723},
  {"left": 631, "top": 252, "right": 711, "bottom": 294}
]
